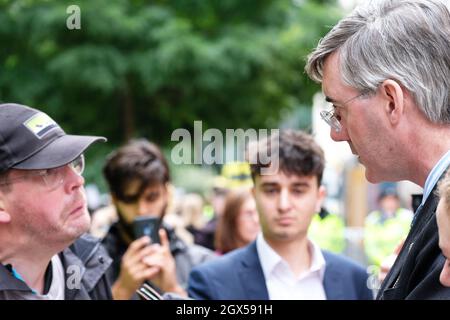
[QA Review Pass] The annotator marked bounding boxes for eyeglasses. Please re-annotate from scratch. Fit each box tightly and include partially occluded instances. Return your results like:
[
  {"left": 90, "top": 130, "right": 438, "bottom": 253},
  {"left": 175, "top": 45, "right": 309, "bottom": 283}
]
[
  {"left": 320, "top": 92, "right": 365, "bottom": 132},
  {"left": 0, "top": 154, "right": 85, "bottom": 191}
]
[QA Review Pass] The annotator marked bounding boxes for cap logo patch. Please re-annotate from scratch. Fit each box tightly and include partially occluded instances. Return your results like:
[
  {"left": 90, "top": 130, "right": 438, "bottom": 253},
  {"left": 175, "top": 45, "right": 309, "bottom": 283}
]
[{"left": 23, "top": 113, "right": 59, "bottom": 138}]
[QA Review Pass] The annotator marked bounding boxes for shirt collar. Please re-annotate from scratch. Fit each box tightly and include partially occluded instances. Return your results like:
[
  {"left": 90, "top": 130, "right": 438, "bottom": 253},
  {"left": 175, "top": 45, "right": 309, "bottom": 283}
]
[
  {"left": 256, "top": 233, "right": 326, "bottom": 280},
  {"left": 309, "top": 240, "right": 326, "bottom": 280},
  {"left": 0, "top": 263, "right": 32, "bottom": 292},
  {"left": 256, "top": 233, "right": 281, "bottom": 280},
  {"left": 422, "top": 149, "right": 450, "bottom": 205}
]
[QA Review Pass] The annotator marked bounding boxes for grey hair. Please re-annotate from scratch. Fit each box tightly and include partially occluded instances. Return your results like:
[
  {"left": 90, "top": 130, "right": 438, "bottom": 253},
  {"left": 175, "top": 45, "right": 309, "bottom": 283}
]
[{"left": 305, "top": 0, "right": 450, "bottom": 124}]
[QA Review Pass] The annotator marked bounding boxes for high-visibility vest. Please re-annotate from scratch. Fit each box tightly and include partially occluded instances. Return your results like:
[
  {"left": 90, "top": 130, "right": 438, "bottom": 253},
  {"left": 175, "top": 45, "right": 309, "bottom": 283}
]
[
  {"left": 364, "top": 208, "right": 413, "bottom": 267},
  {"left": 309, "top": 213, "right": 346, "bottom": 254}
]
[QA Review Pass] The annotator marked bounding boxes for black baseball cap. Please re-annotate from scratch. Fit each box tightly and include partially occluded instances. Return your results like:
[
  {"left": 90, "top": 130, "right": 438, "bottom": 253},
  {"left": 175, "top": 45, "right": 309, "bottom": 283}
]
[{"left": 0, "top": 103, "right": 107, "bottom": 173}]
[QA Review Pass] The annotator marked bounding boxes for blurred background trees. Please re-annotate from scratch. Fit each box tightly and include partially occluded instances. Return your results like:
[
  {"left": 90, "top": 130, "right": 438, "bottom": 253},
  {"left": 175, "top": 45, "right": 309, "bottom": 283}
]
[{"left": 0, "top": 0, "right": 342, "bottom": 192}]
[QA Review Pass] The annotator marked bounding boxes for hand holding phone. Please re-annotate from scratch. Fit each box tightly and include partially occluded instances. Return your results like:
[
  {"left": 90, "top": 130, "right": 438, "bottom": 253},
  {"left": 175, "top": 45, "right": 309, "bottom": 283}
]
[{"left": 132, "top": 216, "right": 161, "bottom": 244}]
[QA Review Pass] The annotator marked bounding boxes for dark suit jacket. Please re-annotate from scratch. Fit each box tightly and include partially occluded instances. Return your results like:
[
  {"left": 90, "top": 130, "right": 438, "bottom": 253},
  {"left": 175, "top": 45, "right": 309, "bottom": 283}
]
[
  {"left": 378, "top": 170, "right": 450, "bottom": 299},
  {"left": 188, "top": 241, "right": 372, "bottom": 300}
]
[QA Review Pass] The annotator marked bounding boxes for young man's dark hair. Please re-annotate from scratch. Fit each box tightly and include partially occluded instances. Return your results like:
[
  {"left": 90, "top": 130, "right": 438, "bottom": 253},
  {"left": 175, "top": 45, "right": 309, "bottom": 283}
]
[
  {"left": 249, "top": 129, "right": 325, "bottom": 184},
  {"left": 103, "top": 139, "right": 170, "bottom": 203}
]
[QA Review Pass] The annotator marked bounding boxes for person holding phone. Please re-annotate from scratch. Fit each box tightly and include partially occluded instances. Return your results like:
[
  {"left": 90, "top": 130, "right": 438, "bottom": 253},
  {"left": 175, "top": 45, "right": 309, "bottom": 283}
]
[{"left": 100, "top": 139, "right": 216, "bottom": 300}]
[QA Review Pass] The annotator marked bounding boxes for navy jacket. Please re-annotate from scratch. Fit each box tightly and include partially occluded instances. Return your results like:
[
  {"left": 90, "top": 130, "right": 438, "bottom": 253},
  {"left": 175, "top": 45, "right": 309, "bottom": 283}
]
[{"left": 188, "top": 241, "right": 372, "bottom": 300}]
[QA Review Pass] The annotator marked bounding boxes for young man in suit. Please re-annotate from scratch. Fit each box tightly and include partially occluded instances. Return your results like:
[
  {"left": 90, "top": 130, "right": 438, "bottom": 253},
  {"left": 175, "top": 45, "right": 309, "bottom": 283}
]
[
  {"left": 305, "top": 0, "right": 450, "bottom": 299},
  {"left": 187, "top": 130, "right": 372, "bottom": 300}
]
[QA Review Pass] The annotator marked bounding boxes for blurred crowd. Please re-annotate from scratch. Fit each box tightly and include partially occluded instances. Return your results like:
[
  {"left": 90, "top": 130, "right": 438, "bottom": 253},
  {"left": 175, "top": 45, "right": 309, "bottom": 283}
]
[{"left": 82, "top": 133, "right": 413, "bottom": 300}]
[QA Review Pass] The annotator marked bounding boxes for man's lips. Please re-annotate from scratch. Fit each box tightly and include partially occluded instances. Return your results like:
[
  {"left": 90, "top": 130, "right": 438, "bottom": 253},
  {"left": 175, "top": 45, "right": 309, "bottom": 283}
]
[
  {"left": 68, "top": 191, "right": 87, "bottom": 215},
  {"left": 275, "top": 217, "right": 296, "bottom": 226},
  {"left": 69, "top": 202, "right": 86, "bottom": 216}
]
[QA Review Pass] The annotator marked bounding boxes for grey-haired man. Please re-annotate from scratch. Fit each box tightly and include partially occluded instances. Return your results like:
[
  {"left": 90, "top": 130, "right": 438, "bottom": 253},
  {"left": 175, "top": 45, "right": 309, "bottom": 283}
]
[
  {"left": 0, "top": 103, "right": 112, "bottom": 299},
  {"left": 306, "top": 0, "right": 450, "bottom": 299}
]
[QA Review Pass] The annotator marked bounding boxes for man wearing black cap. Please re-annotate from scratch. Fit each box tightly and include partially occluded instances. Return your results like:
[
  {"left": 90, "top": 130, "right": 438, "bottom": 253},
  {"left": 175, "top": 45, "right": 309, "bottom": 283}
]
[{"left": 0, "top": 103, "right": 112, "bottom": 299}]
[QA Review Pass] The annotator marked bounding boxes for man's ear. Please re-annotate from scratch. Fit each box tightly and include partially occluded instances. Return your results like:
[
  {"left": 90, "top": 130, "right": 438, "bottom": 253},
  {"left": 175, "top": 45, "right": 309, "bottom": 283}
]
[
  {"left": 380, "top": 79, "right": 404, "bottom": 125},
  {"left": 315, "top": 185, "right": 327, "bottom": 212},
  {"left": 0, "top": 197, "right": 11, "bottom": 224}
]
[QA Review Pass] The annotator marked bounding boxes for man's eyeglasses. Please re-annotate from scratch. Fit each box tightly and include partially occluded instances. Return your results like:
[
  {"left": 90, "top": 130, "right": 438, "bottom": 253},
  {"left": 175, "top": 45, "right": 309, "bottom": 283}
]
[
  {"left": 0, "top": 154, "right": 85, "bottom": 191},
  {"left": 320, "top": 92, "right": 365, "bottom": 132}
]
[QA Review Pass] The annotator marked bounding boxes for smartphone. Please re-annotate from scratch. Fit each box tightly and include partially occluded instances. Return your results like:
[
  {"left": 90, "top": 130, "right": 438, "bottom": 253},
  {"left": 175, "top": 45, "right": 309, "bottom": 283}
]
[{"left": 132, "top": 216, "right": 161, "bottom": 244}]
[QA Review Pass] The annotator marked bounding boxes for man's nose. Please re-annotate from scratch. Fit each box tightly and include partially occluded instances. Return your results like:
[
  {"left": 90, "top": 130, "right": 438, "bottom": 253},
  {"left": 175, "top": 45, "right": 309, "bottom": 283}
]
[
  {"left": 65, "top": 166, "right": 85, "bottom": 192},
  {"left": 278, "top": 189, "right": 292, "bottom": 213},
  {"left": 330, "top": 125, "right": 350, "bottom": 142},
  {"left": 138, "top": 201, "right": 149, "bottom": 216}
]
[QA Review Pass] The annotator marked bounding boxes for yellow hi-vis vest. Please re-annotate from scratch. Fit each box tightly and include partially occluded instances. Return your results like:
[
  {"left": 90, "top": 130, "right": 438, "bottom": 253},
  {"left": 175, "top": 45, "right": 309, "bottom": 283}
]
[
  {"left": 364, "top": 208, "right": 413, "bottom": 267},
  {"left": 309, "top": 213, "right": 346, "bottom": 254}
]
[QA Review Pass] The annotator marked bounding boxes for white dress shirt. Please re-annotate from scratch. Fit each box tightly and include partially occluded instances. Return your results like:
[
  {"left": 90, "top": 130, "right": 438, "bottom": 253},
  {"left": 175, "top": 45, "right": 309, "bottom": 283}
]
[{"left": 256, "top": 233, "right": 327, "bottom": 300}]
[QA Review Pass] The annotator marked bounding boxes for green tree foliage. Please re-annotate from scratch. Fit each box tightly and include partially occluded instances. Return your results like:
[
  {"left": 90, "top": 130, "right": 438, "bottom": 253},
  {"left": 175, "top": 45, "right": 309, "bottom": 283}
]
[{"left": 0, "top": 0, "right": 342, "bottom": 187}]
